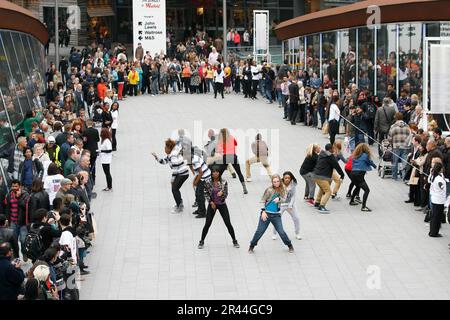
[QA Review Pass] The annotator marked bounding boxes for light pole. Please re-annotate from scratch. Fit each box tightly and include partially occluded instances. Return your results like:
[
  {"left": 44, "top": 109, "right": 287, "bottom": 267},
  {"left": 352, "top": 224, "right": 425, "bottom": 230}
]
[
  {"left": 55, "top": 0, "right": 59, "bottom": 68},
  {"left": 223, "top": 0, "right": 227, "bottom": 64}
]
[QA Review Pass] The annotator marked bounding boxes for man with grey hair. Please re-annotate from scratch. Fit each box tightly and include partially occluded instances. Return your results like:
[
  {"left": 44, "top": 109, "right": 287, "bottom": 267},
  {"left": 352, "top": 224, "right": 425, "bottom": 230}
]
[
  {"left": 374, "top": 97, "right": 396, "bottom": 148},
  {"left": 0, "top": 136, "right": 27, "bottom": 180}
]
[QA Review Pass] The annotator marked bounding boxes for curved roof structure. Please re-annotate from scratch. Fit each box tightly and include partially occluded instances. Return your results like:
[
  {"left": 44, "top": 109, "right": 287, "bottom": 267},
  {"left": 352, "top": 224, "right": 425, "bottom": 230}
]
[
  {"left": 0, "top": 0, "right": 49, "bottom": 44},
  {"left": 274, "top": 0, "right": 450, "bottom": 40}
]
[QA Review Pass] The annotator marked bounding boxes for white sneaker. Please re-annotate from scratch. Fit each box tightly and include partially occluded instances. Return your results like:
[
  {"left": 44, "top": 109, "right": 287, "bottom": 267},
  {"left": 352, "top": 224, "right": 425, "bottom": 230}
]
[
  {"left": 246, "top": 177, "right": 252, "bottom": 182},
  {"left": 272, "top": 235, "right": 277, "bottom": 240},
  {"left": 171, "top": 207, "right": 182, "bottom": 214},
  {"left": 295, "top": 234, "right": 302, "bottom": 240}
]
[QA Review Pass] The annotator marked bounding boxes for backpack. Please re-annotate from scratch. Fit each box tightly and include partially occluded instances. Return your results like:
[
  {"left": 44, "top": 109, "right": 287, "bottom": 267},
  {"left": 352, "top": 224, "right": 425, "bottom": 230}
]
[
  {"left": 366, "top": 103, "right": 377, "bottom": 119},
  {"left": 23, "top": 224, "right": 45, "bottom": 261}
]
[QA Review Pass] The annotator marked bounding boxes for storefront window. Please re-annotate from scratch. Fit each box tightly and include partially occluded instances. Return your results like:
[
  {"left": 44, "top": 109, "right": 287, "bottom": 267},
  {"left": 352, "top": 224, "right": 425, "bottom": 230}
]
[
  {"left": 322, "top": 31, "right": 338, "bottom": 88},
  {"left": 306, "top": 34, "right": 320, "bottom": 77},
  {"left": 358, "top": 27, "right": 375, "bottom": 92},
  {"left": 376, "top": 24, "right": 397, "bottom": 99},
  {"left": 339, "top": 29, "right": 357, "bottom": 94},
  {"left": 398, "top": 23, "right": 423, "bottom": 97}
]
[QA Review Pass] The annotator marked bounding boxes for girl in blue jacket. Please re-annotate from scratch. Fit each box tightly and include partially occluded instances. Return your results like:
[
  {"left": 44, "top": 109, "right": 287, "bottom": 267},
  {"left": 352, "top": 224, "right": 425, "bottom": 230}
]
[{"left": 349, "top": 143, "right": 376, "bottom": 212}]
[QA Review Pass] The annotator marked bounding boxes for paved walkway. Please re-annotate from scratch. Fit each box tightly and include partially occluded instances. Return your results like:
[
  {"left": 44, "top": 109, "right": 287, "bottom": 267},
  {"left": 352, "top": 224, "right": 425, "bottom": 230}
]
[{"left": 82, "top": 92, "right": 450, "bottom": 300}]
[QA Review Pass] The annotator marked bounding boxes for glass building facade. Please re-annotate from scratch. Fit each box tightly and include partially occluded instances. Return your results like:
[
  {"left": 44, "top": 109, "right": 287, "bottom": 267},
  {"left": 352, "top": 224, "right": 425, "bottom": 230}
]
[
  {"left": 0, "top": 30, "right": 46, "bottom": 187},
  {"left": 282, "top": 22, "right": 446, "bottom": 100}
]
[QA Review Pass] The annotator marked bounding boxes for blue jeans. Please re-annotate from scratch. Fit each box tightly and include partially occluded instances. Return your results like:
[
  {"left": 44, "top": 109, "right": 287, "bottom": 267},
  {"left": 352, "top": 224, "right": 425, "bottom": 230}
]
[
  {"left": 151, "top": 78, "right": 159, "bottom": 94},
  {"left": 10, "top": 223, "right": 27, "bottom": 254},
  {"left": 276, "top": 90, "right": 282, "bottom": 105},
  {"left": 259, "top": 79, "right": 265, "bottom": 97},
  {"left": 392, "top": 148, "right": 408, "bottom": 180},
  {"left": 250, "top": 212, "right": 292, "bottom": 247},
  {"left": 265, "top": 85, "right": 273, "bottom": 102}
]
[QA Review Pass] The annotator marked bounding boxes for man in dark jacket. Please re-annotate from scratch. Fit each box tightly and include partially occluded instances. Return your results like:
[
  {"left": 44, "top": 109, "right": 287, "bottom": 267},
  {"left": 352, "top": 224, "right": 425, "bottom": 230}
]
[
  {"left": 443, "top": 137, "right": 450, "bottom": 182},
  {"left": 312, "top": 143, "right": 345, "bottom": 213},
  {"left": 288, "top": 80, "right": 299, "bottom": 125},
  {"left": 28, "top": 209, "right": 61, "bottom": 254},
  {"left": 141, "top": 59, "right": 151, "bottom": 94},
  {"left": 0, "top": 214, "right": 19, "bottom": 258},
  {"left": 0, "top": 242, "right": 25, "bottom": 300},
  {"left": 83, "top": 120, "right": 100, "bottom": 183}
]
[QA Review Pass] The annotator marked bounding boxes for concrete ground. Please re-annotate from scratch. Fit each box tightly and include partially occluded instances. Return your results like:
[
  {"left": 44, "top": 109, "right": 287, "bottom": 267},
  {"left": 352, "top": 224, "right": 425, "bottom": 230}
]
[{"left": 81, "top": 91, "right": 450, "bottom": 300}]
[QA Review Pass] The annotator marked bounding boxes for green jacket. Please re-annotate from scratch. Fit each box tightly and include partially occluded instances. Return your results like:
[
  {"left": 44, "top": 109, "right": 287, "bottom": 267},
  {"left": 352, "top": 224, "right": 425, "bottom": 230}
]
[
  {"left": 63, "top": 158, "right": 76, "bottom": 176},
  {"left": 15, "top": 113, "right": 42, "bottom": 137}
]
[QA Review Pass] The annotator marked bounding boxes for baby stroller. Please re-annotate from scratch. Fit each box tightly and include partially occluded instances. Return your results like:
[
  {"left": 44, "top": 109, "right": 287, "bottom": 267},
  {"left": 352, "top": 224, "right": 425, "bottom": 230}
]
[{"left": 378, "top": 139, "right": 393, "bottom": 179}]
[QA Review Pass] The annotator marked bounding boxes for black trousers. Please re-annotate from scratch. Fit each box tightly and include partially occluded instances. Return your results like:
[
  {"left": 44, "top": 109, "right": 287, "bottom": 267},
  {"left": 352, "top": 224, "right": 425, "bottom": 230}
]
[
  {"left": 251, "top": 80, "right": 259, "bottom": 98},
  {"left": 112, "top": 128, "right": 117, "bottom": 151},
  {"left": 183, "top": 78, "right": 190, "bottom": 93},
  {"left": 346, "top": 169, "right": 358, "bottom": 197},
  {"left": 128, "top": 84, "right": 137, "bottom": 96},
  {"left": 408, "top": 184, "right": 421, "bottom": 206},
  {"left": 102, "top": 163, "right": 112, "bottom": 189},
  {"left": 195, "top": 180, "right": 206, "bottom": 214},
  {"left": 430, "top": 203, "right": 444, "bottom": 236},
  {"left": 172, "top": 174, "right": 188, "bottom": 207},
  {"left": 234, "top": 77, "right": 241, "bottom": 93},
  {"left": 217, "top": 154, "right": 245, "bottom": 183},
  {"left": 90, "top": 154, "right": 97, "bottom": 184},
  {"left": 214, "top": 82, "right": 224, "bottom": 98},
  {"left": 329, "top": 119, "right": 339, "bottom": 145},
  {"left": 243, "top": 80, "right": 251, "bottom": 97},
  {"left": 141, "top": 76, "right": 151, "bottom": 94},
  {"left": 289, "top": 102, "right": 299, "bottom": 124},
  {"left": 351, "top": 171, "right": 370, "bottom": 207},
  {"left": 201, "top": 203, "right": 236, "bottom": 242}
]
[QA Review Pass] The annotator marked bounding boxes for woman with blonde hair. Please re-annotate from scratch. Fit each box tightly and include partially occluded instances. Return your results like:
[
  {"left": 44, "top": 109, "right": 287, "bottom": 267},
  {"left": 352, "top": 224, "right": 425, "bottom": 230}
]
[
  {"left": 349, "top": 143, "right": 376, "bottom": 212},
  {"left": 299, "top": 143, "right": 320, "bottom": 204},
  {"left": 249, "top": 174, "right": 294, "bottom": 253}
]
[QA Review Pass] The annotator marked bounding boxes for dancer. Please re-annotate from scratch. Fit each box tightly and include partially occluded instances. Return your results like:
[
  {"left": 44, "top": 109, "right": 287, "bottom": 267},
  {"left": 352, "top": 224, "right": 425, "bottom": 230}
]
[
  {"left": 198, "top": 166, "right": 239, "bottom": 249},
  {"left": 331, "top": 140, "right": 347, "bottom": 199},
  {"left": 300, "top": 144, "right": 320, "bottom": 205},
  {"left": 349, "top": 143, "right": 376, "bottom": 212},
  {"left": 152, "top": 139, "right": 189, "bottom": 213},
  {"left": 191, "top": 146, "right": 211, "bottom": 219},
  {"left": 272, "top": 171, "right": 301, "bottom": 240},
  {"left": 249, "top": 174, "right": 294, "bottom": 253},
  {"left": 215, "top": 128, "right": 248, "bottom": 194},
  {"left": 245, "top": 133, "right": 273, "bottom": 182}
]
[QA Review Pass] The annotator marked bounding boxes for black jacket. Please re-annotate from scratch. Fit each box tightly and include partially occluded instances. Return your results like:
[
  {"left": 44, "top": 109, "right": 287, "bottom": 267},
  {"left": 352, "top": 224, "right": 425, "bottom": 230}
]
[
  {"left": 288, "top": 82, "right": 299, "bottom": 104},
  {"left": 0, "top": 227, "right": 19, "bottom": 258},
  {"left": 0, "top": 256, "right": 25, "bottom": 300},
  {"left": 27, "top": 222, "right": 61, "bottom": 252},
  {"left": 313, "top": 150, "right": 345, "bottom": 180},
  {"left": 29, "top": 190, "right": 51, "bottom": 217},
  {"left": 443, "top": 147, "right": 450, "bottom": 180},
  {"left": 83, "top": 127, "right": 100, "bottom": 155},
  {"left": 300, "top": 153, "right": 318, "bottom": 175},
  {"left": 19, "top": 159, "right": 44, "bottom": 186}
]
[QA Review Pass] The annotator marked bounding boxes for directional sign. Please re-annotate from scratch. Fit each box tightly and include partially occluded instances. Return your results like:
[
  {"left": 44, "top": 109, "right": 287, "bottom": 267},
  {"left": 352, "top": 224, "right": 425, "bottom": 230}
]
[{"left": 133, "top": 0, "right": 166, "bottom": 59}]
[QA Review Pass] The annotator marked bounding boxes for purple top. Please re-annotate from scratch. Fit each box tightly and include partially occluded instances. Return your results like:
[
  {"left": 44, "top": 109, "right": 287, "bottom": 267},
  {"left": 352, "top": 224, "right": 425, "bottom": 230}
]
[{"left": 212, "top": 184, "right": 225, "bottom": 205}]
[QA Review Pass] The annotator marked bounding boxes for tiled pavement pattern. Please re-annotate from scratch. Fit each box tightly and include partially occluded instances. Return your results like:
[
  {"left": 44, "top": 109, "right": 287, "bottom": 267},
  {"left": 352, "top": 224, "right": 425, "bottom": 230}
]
[{"left": 82, "top": 93, "right": 450, "bottom": 300}]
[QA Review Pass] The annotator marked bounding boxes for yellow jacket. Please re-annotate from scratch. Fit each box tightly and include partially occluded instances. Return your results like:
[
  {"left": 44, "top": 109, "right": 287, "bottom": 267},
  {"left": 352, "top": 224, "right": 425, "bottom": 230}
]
[{"left": 128, "top": 70, "right": 139, "bottom": 85}]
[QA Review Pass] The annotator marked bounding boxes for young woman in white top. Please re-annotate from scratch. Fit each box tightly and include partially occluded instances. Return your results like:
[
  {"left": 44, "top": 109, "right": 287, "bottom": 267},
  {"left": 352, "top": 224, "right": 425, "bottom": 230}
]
[
  {"left": 328, "top": 95, "right": 341, "bottom": 145},
  {"left": 111, "top": 102, "right": 119, "bottom": 151},
  {"left": 99, "top": 128, "right": 113, "bottom": 191},
  {"left": 43, "top": 162, "right": 65, "bottom": 206},
  {"left": 213, "top": 65, "right": 225, "bottom": 99},
  {"left": 428, "top": 162, "right": 447, "bottom": 237}
]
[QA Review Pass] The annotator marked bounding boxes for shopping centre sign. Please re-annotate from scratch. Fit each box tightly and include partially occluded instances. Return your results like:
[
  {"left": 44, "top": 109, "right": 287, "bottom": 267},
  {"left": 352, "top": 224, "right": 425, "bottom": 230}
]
[{"left": 133, "top": 0, "right": 167, "bottom": 58}]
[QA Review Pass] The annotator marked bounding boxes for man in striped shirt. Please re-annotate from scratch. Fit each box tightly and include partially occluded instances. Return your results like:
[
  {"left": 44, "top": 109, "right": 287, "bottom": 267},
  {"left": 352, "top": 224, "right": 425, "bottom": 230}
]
[
  {"left": 190, "top": 147, "right": 211, "bottom": 219},
  {"left": 152, "top": 140, "right": 189, "bottom": 213}
]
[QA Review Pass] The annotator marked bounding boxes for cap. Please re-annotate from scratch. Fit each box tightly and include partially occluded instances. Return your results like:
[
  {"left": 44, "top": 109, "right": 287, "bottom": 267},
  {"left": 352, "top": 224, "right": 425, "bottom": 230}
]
[
  {"left": 35, "top": 129, "right": 44, "bottom": 134},
  {"left": 47, "top": 136, "right": 56, "bottom": 143},
  {"left": 60, "top": 178, "right": 72, "bottom": 186}
]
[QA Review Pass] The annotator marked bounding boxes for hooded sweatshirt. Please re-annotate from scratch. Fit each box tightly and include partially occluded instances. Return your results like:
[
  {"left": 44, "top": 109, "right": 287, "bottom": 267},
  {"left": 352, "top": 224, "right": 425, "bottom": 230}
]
[{"left": 313, "top": 150, "right": 345, "bottom": 181}]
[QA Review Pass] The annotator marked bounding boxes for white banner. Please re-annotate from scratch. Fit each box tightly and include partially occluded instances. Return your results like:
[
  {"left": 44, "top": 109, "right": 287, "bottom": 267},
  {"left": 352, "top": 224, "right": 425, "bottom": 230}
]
[
  {"left": 133, "top": 0, "right": 166, "bottom": 59},
  {"left": 430, "top": 44, "right": 450, "bottom": 114},
  {"left": 255, "top": 12, "right": 268, "bottom": 51}
]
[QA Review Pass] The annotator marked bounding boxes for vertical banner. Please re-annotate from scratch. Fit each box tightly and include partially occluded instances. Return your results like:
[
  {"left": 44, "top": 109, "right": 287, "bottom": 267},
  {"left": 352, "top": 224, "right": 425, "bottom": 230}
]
[
  {"left": 430, "top": 44, "right": 450, "bottom": 114},
  {"left": 254, "top": 11, "right": 268, "bottom": 51},
  {"left": 133, "top": 0, "right": 166, "bottom": 59}
]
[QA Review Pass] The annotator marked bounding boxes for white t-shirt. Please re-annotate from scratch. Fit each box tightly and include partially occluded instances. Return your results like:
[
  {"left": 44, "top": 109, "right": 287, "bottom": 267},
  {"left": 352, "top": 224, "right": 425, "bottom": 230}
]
[
  {"left": 59, "top": 229, "right": 77, "bottom": 264},
  {"left": 208, "top": 52, "right": 219, "bottom": 66},
  {"left": 251, "top": 65, "right": 259, "bottom": 80},
  {"left": 111, "top": 110, "right": 119, "bottom": 129},
  {"left": 328, "top": 103, "right": 340, "bottom": 121},
  {"left": 44, "top": 174, "right": 65, "bottom": 204},
  {"left": 214, "top": 70, "right": 224, "bottom": 83},
  {"left": 429, "top": 174, "right": 447, "bottom": 204},
  {"left": 99, "top": 139, "right": 113, "bottom": 164}
]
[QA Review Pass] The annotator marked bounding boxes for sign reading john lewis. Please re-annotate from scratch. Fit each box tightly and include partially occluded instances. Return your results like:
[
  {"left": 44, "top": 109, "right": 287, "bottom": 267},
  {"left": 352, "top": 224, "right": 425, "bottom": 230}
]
[{"left": 133, "top": 0, "right": 166, "bottom": 59}]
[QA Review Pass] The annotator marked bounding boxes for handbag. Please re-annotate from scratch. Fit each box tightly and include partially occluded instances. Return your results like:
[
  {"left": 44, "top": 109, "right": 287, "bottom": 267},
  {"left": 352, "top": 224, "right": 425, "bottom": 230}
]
[{"left": 322, "top": 122, "right": 329, "bottom": 135}]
